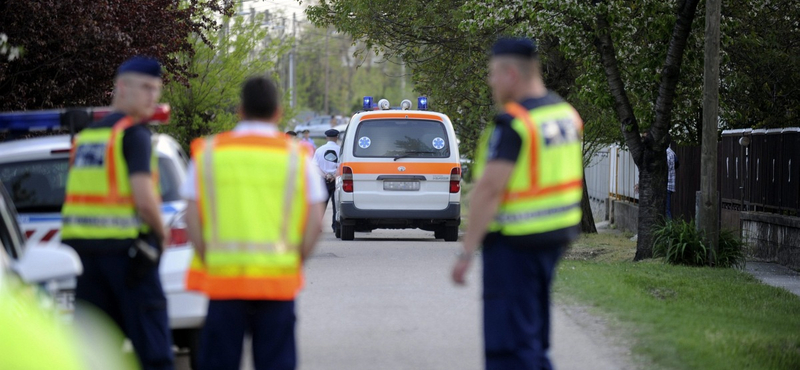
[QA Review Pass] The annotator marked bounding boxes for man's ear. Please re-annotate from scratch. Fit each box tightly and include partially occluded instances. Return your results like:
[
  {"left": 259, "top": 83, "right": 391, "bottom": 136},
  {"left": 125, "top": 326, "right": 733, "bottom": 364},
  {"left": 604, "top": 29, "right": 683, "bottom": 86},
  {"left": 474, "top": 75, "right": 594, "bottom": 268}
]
[
  {"left": 237, "top": 105, "right": 244, "bottom": 120},
  {"left": 271, "top": 106, "right": 283, "bottom": 123}
]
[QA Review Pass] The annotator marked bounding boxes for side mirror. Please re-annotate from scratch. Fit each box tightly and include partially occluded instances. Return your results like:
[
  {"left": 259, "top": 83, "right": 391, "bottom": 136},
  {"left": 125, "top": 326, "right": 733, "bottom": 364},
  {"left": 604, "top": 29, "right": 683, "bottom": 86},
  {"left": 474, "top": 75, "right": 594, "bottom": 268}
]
[{"left": 12, "top": 245, "right": 83, "bottom": 284}]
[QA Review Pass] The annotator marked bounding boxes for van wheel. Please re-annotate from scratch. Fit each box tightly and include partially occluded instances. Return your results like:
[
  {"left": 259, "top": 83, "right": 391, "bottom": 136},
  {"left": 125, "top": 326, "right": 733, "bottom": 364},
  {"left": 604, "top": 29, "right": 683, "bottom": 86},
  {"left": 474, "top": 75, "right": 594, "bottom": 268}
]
[
  {"left": 434, "top": 229, "right": 444, "bottom": 239},
  {"left": 443, "top": 225, "right": 459, "bottom": 242},
  {"left": 341, "top": 224, "right": 355, "bottom": 241}
]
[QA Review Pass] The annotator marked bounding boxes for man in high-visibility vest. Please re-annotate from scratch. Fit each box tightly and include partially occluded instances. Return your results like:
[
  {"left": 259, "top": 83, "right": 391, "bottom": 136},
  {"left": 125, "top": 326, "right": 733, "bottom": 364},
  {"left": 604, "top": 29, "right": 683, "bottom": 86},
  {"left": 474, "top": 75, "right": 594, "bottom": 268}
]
[
  {"left": 181, "top": 76, "right": 326, "bottom": 369},
  {"left": 451, "top": 38, "right": 584, "bottom": 370},
  {"left": 61, "top": 56, "right": 174, "bottom": 370}
]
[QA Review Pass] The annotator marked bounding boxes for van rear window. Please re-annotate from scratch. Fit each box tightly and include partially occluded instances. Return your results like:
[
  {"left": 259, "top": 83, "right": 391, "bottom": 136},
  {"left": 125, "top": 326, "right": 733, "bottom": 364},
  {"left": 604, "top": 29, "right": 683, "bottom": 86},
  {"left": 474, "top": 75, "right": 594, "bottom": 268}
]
[{"left": 354, "top": 119, "right": 450, "bottom": 159}]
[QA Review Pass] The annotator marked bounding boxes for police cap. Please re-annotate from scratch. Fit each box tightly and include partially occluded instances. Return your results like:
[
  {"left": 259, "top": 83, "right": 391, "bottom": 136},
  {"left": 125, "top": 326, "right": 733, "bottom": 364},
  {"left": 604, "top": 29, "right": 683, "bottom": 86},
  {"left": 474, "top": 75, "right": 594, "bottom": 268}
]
[
  {"left": 491, "top": 38, "right": 538, "bottom": 59},
  {"left": 325, "top": 129, "right": 340, "bottom": 138},
  {"left": 117, "top": 56, "right": 162, "bottom": 78}
]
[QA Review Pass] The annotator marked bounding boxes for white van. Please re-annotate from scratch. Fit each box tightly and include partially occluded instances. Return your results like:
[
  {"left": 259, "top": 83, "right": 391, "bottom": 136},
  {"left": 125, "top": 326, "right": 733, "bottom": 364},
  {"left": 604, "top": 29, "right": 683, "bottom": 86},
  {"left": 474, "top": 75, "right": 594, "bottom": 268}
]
[{"left": 334, "top": 97, "right": 461, "bottom": 241}]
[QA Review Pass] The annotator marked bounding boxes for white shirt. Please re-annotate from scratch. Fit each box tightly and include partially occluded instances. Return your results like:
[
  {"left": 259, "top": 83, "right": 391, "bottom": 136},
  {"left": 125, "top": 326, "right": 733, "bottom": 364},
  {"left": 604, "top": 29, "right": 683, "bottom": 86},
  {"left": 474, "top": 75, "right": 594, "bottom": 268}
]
[
  {"left": 179, "top": 121, "right": 328, "bottom": 203},
  {"left": 312, "top": 140, "right": 341, "bottom": 177}
]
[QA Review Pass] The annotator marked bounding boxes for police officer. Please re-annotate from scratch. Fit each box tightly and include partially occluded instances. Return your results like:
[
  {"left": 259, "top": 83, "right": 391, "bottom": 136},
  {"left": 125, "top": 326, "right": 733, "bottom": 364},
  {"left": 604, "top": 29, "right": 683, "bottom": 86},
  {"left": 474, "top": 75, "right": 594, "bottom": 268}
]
[
  {"left": 451, "top": 38, "right": 584, "bottom": 370},
  {"left": 301, "top": 129, "right": 316, "bottom": 149},
  {"left": 313, "top": 129, "right": 340, "bottom": 232},
  {"left": 181, "top": 76, "right": 327, "bottom": 369},
  {"left": 61, "top": 56, "right": 174, "bottom": 370}
]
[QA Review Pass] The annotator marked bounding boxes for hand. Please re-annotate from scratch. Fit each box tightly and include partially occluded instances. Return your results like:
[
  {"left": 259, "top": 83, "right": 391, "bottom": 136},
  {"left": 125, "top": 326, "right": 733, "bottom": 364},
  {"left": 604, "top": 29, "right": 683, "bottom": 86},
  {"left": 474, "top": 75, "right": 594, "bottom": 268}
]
[{"left": 451, "top": 255, "right": 473, "bottom": 286}]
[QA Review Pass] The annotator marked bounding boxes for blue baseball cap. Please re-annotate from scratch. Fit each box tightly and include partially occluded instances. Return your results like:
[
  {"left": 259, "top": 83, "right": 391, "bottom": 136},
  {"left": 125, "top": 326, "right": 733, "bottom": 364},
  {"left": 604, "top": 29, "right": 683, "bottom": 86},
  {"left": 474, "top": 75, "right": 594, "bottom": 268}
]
[
  {"left": 117, "top": 56, "right": 162, "bottom": 78},
  {"left": 491, "top": 38, "right": 538, "bottom": 58},
  {"left": 325, "top": 129, "right": 340, "bottom": 137}
]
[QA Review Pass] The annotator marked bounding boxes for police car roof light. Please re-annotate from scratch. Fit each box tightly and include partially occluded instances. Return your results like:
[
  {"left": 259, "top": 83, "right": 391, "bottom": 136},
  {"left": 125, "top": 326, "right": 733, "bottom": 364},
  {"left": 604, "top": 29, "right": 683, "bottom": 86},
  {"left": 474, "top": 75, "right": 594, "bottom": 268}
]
[
  {"left": 418, "top": 97, "right": 428, "bottom": 111},
  {"left": 0, "top": 104, "right": 171, "bottom": 134},
  {"left": 363, "top": 96, "right": 374, "bottom": 111}
]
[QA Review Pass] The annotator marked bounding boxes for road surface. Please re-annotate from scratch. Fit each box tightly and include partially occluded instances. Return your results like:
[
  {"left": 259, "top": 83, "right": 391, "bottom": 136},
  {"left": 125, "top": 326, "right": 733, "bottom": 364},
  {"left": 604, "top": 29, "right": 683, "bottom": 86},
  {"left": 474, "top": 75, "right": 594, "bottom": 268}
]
[{"left": 177, "top": 209, "right": 636, "bottom": 369}]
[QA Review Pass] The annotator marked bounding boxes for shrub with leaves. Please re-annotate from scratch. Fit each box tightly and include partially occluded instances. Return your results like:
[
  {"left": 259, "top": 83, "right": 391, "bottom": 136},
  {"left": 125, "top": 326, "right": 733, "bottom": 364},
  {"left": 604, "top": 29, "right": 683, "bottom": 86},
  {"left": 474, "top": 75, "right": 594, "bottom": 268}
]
[{"left": 653, "top": 219, "right": 745, "bottom": 268}]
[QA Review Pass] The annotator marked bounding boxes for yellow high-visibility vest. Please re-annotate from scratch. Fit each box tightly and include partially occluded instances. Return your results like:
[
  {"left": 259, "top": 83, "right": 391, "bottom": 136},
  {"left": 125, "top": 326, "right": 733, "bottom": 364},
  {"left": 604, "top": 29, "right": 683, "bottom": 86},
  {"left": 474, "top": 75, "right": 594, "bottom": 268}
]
[
  {"left": 186, "top": 132, "right": 310, "bottom": 300},
  {"left": 474, "top": 101, "right": 584, "bottom": 236},
  {"left": 62, "top": 117, "right": 158, "bottom": 240}
]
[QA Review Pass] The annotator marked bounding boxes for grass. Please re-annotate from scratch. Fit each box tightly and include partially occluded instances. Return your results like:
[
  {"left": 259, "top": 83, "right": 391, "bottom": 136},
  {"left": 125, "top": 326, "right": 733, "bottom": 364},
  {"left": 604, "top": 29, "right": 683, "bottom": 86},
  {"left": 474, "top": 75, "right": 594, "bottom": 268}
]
[{"left": 556, "top": 232, "right": 800, "bottom": 370}]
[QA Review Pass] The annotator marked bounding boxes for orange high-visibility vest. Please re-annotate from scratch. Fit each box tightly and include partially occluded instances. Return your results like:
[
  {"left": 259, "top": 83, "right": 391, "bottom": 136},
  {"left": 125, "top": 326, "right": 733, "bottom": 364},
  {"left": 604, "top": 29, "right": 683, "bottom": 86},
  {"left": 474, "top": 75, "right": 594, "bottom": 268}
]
[
  {"left": 62, "top": 117, "right": 158, "bottom": 240},
  {"left": 473, "top": 101, "right": 584, "bottom": 236},
  {"left": 186, "top": 132, "right": 310, "bottom": 300}
]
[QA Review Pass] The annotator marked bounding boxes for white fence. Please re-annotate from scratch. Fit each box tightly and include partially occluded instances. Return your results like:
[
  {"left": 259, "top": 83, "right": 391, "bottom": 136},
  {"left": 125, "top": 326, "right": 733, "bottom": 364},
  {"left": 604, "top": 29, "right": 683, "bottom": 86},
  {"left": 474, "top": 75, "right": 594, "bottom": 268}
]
[{"left": 585, "top": 145, "right": 639, "bottom": 221}]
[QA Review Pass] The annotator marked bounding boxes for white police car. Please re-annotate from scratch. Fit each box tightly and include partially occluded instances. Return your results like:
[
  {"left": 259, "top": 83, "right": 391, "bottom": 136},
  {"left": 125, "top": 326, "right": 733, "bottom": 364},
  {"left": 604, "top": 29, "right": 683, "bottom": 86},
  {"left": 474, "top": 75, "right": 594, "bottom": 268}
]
[{"left": 0, "top": 106, "right": 206, "bottom": 357}]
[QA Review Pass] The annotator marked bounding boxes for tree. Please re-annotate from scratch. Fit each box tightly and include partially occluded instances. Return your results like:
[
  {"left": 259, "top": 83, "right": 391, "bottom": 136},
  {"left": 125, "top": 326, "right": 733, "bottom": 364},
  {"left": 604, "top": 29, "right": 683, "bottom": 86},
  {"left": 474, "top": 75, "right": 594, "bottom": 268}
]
[
  {"left": 160, "top": 11, "right": 291, "bottom": 151},
  {"left": 292, "top": 23, "right": 410, "bottom": 117},
  {"left": 0, "top": 0, "right": 232, "bottom": 110}
]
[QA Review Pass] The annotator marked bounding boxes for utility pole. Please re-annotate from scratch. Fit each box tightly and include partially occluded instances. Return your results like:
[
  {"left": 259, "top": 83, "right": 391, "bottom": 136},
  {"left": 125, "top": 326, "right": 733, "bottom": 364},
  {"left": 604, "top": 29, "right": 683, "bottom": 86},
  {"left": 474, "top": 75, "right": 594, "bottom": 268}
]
[
  {"left": 699, "top": 0, "right": 721, "bottom": 265},
  {"left": 289, "top": 12, "right": 297, "bottom": 109},
  {"left": 323, "top": 26, "right": 330, "bottom": 115}
]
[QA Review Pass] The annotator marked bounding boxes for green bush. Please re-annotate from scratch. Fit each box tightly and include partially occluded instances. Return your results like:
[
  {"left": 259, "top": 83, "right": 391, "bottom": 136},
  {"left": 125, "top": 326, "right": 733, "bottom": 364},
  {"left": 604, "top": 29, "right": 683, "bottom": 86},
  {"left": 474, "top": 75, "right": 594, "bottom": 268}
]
[{"left": 653, "top": 219, "right": 745, "bottom": 268}]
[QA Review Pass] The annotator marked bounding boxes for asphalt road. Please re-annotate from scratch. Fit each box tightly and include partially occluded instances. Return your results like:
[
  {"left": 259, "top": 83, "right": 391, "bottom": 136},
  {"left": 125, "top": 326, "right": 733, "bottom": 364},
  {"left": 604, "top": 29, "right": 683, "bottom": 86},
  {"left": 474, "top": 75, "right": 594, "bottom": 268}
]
[{"left": 177, "top": 209, "right": 635, "bottom": 370}]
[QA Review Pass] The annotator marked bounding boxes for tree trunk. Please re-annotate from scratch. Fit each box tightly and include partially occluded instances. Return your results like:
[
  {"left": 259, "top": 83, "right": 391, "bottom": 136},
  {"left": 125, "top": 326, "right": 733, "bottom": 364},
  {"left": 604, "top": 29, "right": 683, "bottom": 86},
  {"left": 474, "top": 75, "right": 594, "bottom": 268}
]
[
  {"left": 592, "top": 0, "right": 701, "bottom": 260},
  {"left": 581, "top": 174, "right": 598, "bottom": 233},
  {"left": 633, "top": 141, "right": 668, "bottom": 260}
]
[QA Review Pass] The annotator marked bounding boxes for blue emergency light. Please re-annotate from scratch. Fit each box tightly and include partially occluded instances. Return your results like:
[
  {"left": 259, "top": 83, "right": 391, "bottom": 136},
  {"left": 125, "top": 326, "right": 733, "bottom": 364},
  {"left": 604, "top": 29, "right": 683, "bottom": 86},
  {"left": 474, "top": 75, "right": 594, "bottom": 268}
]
[
  {"left": 363, "top": 96, "right": 374, "bottom": 111},
  {"left": 0, "top": 104, "right": 171, "bottom": 133},
  {"left": 418, "top": 96, "right": 428, "bottom": 111},
  {"left": 0, "top": 109, "right": 64, "bottom": 132}
]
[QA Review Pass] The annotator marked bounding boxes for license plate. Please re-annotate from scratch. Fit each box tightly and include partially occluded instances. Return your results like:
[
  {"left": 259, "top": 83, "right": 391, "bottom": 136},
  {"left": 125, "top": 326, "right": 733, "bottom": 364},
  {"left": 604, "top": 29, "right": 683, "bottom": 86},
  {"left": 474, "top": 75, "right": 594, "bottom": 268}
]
[
  {"left": 383, "top": 180, "right": 420, "bottom": 191},
  {"left": 55, "top": 290, "right": 75, "bottom": 314}
]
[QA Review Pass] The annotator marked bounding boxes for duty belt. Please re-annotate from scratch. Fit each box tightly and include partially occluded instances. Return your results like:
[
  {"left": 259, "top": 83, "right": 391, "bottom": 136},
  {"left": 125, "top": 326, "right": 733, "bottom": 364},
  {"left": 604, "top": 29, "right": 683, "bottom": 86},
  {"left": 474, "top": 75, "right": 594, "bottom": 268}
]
[{"left": 495, "top": 202, "right": 581, "bottom": 224}]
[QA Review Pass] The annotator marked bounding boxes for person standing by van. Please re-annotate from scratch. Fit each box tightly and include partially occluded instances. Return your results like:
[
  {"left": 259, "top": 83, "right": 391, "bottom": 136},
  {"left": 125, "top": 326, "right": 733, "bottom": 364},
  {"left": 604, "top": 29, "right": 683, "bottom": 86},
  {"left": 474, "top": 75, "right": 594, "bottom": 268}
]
[
  {"left": 451, "top": 38, "right": 584, "bottom": 370},
  {"left": 313, "top": 129, "right": 341, "bottom": 232}
]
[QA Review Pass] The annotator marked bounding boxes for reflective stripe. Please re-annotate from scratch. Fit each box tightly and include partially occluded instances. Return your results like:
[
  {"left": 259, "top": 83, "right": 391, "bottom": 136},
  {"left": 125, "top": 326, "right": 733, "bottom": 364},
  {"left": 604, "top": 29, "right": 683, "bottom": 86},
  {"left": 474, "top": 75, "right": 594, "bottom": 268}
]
[
  {"left": 206, "top": 242, "right": 296, "bottom": 253},
  {"left": 203, "top": 136, "right": 220, "bottom": 245},
  {"left": 62, "top": 215, "right": 141, "bottom": 228},
  {"left": 279, "top": 142, "right": 300, "bottom": 254},
  {"left": 495, "top": 202, "right": 581, "bottom": 224}
]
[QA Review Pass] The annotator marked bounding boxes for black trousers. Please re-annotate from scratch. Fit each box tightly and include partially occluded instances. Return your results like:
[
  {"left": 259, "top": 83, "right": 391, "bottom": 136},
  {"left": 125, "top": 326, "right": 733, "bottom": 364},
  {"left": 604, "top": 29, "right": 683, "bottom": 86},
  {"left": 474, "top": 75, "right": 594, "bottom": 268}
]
[{"left": 325, "top": 180, "right": 337, "bottom": 230}]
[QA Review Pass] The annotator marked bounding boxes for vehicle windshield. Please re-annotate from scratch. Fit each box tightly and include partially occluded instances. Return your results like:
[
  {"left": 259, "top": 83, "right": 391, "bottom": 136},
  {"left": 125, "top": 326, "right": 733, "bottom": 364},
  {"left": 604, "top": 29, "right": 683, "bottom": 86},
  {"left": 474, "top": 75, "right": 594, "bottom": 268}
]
[
  {"left": 0, "top": 157, "right": 182, "bottom": 213},
  {"left": 353, "top": 119, "right": 450, "bottom": 158}
]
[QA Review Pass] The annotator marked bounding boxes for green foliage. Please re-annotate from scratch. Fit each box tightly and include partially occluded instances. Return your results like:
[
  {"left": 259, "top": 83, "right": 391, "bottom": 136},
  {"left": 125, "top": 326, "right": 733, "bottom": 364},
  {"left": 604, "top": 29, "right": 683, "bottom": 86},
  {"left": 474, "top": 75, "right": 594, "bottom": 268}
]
[
  {"left": 160, "top": 12, "right": 290, "bottom": 151},
  {"left": 293, "top": 26, "right": 411, "bottom": 117},
  {"left": 653, "top": 219, "right": 745, "bottom": 268}
]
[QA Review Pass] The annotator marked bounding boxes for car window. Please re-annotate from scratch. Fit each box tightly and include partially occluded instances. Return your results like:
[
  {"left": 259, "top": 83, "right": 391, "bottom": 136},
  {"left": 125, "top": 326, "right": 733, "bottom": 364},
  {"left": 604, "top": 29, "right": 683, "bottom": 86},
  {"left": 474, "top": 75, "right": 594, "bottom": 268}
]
[
  {"left": 0, "top": 157, "right": 181, "bottom": 212},
  {"left": 0, "top": 159, "right": 69, "bottom": 213},
  {"left": 353, "top": 119, "right": 450, "bottom": 158},
  {"left": 158, "top": 157, "right": 182, "bottom": 202}
]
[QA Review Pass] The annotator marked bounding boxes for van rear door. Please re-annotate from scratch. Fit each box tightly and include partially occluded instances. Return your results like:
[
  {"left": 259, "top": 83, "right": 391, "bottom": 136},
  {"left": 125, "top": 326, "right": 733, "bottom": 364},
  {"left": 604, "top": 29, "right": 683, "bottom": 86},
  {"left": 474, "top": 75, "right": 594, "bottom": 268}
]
[{"left": 349, "top": 118, "right": 456, "bottom": 211}]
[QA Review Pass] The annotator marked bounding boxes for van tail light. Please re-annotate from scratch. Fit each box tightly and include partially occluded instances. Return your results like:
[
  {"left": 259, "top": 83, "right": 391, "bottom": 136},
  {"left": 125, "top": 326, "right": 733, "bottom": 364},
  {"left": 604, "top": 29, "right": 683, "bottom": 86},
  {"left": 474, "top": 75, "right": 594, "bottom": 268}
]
[
  {"left": 168, "top": 226, "right": 189, "bottom": 248},
  {"left": 450, "top": 167, "right": 461, "bottom": 193},
  {"left": 342, "top": 166, "right": 354, "bottom": 193}
]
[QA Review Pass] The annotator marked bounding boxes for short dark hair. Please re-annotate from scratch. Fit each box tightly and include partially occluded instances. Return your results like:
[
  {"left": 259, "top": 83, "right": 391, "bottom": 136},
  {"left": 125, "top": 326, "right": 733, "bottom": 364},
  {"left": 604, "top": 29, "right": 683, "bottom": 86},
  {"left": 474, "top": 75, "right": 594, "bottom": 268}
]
[{"left": 241, "top": 76, "right": 280, "bottom": 119}]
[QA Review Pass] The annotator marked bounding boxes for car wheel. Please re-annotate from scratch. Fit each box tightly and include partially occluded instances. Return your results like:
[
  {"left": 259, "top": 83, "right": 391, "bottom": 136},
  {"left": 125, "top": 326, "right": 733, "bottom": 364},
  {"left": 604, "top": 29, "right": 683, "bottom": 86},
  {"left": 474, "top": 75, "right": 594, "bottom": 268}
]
[
  {"left": 341, "top": 223, "right": 355, "bottom": 241},
  {"left": 434, "top": 229, "right": 444, "bottom": 239},
  {"left": 443, "top": 225, "right": 459, "bottom": 242}
]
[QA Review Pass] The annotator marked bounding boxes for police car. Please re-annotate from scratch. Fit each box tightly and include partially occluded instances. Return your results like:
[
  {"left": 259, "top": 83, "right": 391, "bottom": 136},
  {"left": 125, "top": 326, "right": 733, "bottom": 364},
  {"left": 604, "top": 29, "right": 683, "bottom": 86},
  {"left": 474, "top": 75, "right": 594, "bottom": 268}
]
[
  {"left": 0, "top": 106, "right": 206, "bottom": 355},
  {"left": 0, "top": 178, "right": 82, "bottom": 288},
  {"left": 335, "top": 97, "right": 462, "bottom": 241}
]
